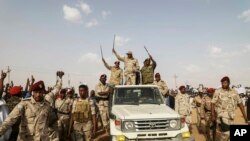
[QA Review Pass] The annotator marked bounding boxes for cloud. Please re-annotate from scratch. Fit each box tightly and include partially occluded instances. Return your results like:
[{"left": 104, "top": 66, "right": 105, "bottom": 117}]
[
  {"left": 79, "top": 2, "right": 92, "bottom": 15},
  {"left": 210, "top": 46, "right": 222, "bottom": 54},
  {"left": 115, "top": 36, "right": 130, "bottom": 47},
  {"left": 78, "top": 52, "right": 101, "bottom": 64},
  {"left": 184, "top": 64, "right": 201, "bottom": 73},
  {"left": 208, "top": 44, "right": 250, "bottom": 59},
  {"left": 85, "top": 19, "right": 98, "bottom": 28},
  {"left": 63, "top": 5, "right": 82, "bottom": 23},
  {"left": 102, "top": 10, "right": 112, "bottom": 19},
  {"left": 238, "top": 9, "right": 250, "bottom": 22},
  {"left": 210, "top": 63, "right": 225, "bottom": 69},
  {"left": 243, "top": 44, "right": 250, "bottom": 53}
]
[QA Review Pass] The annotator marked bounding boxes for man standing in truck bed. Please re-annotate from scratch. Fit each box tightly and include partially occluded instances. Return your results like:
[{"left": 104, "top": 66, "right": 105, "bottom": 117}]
[
  {"left": 141, "top": 54, "right": 157, "bottom": 85},
  {"left": 113, "top": 48, "right": 140, "bottom": 85},
  {"left": 102, "top": 57, "right": 123, "bottom": 85}
]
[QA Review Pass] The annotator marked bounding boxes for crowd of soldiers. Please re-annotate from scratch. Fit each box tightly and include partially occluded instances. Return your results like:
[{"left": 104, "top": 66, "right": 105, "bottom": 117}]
[{"left": 0, "top": 48, "right": 249, "bottom": 141}]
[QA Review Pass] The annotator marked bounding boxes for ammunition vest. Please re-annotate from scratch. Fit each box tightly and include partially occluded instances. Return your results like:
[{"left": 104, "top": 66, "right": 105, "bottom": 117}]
[
  {"left": 73, "top": 99, "right": 91, "bottom": 123},
  {"left": 141, "top": 65, "right": 154, "bottom": 84}
]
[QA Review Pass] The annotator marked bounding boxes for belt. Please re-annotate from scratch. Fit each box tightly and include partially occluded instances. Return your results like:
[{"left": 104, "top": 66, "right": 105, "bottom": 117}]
[
  {"left": 57, "top": 111, "right": 70, "bottom": 115},
  {"left": 96, "top": 97, "right": 109, "bottom": 102}
]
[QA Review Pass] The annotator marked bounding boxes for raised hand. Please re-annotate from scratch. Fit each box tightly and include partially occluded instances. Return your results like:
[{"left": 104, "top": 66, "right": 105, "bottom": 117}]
[
  {"left": 1, "top": 70, "right": 7, "bottom": 79},
  {"left": 57, "top": 71, "right": 64, "bottom": 79},
  {"left": 31, "top": 75, "right": 35, "bottom": 84}
]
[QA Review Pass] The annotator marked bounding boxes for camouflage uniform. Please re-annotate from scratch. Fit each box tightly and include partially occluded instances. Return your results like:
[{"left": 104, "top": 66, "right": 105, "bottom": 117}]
[
  {"left": 45, "top": 78, "right": 62, "bottom": 107},
  {"left": 114, "top": 52, "right": 140, "bottom": 85},
  {"left": 5, "top": 96, "right": 21, "bottom": 141},
  {"left": 211, "top": 88, "right": 242, "bottom": 141},
  {"left": 5, "top": 96, "right": 21, "bottom": 112},
  {"left": 44, "top": 78, "right": 62, "bottom": 141},
  {"left": 141, "top": 60, "right": 156, "bottom": 84},
  {"left": 201, "top": 96, "right": 213, "bottom": 141},
  {"left": 175, "top": 93, "right": 192, "bottom": 126},
  {"left": 193, "top": 95, "right": 205, "bottom": 131},
  {"left": 95, "top": 82, "right": 110, "bottom": 128},
  {"left": 0, "top": 97, "right": 54, "bottom": 141},
  {"left": 153, "top": 80, "right": 168, "bottom": 97},
  {"left": 103, "top": 61, "right": 123, "bottom": 85},
  {"left": 71, "top": 98, "right": 95, "bottom": 141},
  {"left": 55, "top": 98, "right": 73, "bottom": 140}
]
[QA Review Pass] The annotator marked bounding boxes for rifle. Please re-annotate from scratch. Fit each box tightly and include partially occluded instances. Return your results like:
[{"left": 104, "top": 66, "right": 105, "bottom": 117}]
[
  {"left": 113, "top": 34, "right": 116, "bottom": 51},
  {"left": 211, "top": 120, "right": 217, "bottom": 141},
  {"left": 68, "top": 113, "right": 74, "bottom": 138},
  {"left": 144, "top": 46, "right": 150, "bottom": 56},
  {"left": 100, "top": 45, "right": 104, "bottom": 58}
]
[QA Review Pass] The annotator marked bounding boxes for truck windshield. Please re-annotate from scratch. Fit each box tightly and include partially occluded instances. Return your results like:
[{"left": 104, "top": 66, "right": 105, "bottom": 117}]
[{"left": 114, "top": 87, "right": 164, "bottom": 105}]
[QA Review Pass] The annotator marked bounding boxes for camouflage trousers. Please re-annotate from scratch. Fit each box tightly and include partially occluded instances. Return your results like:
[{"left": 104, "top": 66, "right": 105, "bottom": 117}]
[
  {"left": 72, "top": 121, "right": 92, "bottom": 141},
  {"left": 125, "top": 73, "right": 136, "bottom": 85},
  {"left": 196, "top": 107, "right": 205, "bottom": 129},
  {"left": 204, "top": 112, "right": 214, "bottom": 141},
  {"left": 72, "top": 130, "right": 91, "bottom": 141},
  {"left": 97, "top": 100, "right": 109, "bottom": 128},
  {"left": 57, "top": 114, "right": 70, "bottom": 141},
  {"left": 48, "top": 123, "right": 59, "bottom": 141},
  {"left": 215, "top": 117, "right": 233, "bottom": 141}
]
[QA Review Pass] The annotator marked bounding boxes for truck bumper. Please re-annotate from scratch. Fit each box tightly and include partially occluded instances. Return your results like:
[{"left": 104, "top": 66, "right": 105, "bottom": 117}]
[{"left": 111, "top": 135, "right": 195, "bottom": 141}]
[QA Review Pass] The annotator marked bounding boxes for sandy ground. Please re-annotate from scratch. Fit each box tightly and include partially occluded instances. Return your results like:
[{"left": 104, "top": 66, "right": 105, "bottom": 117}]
[{"left": 93, "top": 107, "right": 247, "bottom": 141}]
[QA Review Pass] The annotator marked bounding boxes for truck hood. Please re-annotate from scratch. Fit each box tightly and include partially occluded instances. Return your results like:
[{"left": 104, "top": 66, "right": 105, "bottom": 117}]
[{"left": 112, "top": 104, "right": 180, "bottom": 120}]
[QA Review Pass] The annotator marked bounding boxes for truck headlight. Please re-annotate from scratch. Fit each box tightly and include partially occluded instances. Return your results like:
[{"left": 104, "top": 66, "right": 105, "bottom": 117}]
[
  {"left": 182, "top": 131, "right": 191, "bottom": 138},
  {"left": 170, "top": 120, "right": 178, "bottom": 128},
  {"left": 116, "top": 135, "right": 126, "bottom": 141},
  {"left": 123, "top": 121, "right": 135, "bottom": 131}
]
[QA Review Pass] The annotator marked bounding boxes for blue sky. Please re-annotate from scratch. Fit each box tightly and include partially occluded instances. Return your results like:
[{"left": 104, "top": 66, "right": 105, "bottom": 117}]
[{"left": 0, "top": 0, "right": 250, "bottom": 89}]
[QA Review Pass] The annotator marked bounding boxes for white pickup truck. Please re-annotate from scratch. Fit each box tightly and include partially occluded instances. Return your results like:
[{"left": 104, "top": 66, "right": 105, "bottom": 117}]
[{"left": 109, "top": 85, "right": 195, "bottom": 141}]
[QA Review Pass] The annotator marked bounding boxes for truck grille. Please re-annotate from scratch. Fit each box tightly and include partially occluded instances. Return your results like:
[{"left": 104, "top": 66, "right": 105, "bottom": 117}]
[{"left": 134, "top": 119, "right": 170, "bottom": 131}]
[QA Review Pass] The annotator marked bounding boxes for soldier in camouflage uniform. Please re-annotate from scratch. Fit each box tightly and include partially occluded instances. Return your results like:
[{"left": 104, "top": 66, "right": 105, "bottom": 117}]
[
  {"left": 141, "top": 54, "right": 157, "bottom": 85},
  {"left": 211, "top": 76, "right": 248, "bottom": 141},
  {"left": 55, "top": 88, "right": 73, "bottom": 141},
  {"left": 201, "top": 88, "right": 215, "bottom": 141},
  {"left": 0, "top": 81, "right": 57, "bottom": 141},
  {"left": 102, "top": 58, "right": 123, "bottom": 85},
  {"left": 95, "top": 74, "right": 111, "bottom": 132},
  {"left": 66, "top": 87, "right": 75, "bottom": 102},
  {"left": 44, "top": 71, "right": 64, "bottom": 141},
  {"left": 193, "top": 91, "right": 205, "bottom": 133},
  {"left": 175, "top": 86, "right": 192, "bottom": 129},
  {"left": 69, "top": 84, "right": 96, "bottom": 141},
  {"left": 6, "top": 86, "right": 22, "bottom": 111},
  {"left": 153, "top": 73, "right": 169, "bottom": 105},
  {"left": 5, "top": 86, "right": 23, "bottom": 141},
  {"left": 113, "top": 48, "right": 140, "bottom": 85}
]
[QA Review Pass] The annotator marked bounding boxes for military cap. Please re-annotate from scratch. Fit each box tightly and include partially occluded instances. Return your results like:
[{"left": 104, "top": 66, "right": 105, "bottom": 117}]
[
  {"left": 31, "top": 81, "right": 45, "bottom": 92},
  {"left": 207, "top": 88, "right": 215, "bottom": 93},
  {"left": 155, "top": 73, "right": 160, "bottom": 77},
  {"left": 114, "top": 61, "right": 120, "bottom": 64},
  {"left": 100, "top": 74, "right": 107, "bottom": 79},
  {"left": 60, "top": 88, "right": 67, "bottom": 94},
  {"left": 9, "top": 86, "right": 22, "bottom": 96},
  {"left": 179, "top": 85, "right": 186, "bottom": 91},
  {"left": 126, "top": 51, "right": 133, "bottom": 54},
  {"left": 221, "top": 76, "right": 230, "bottom": 83}
]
